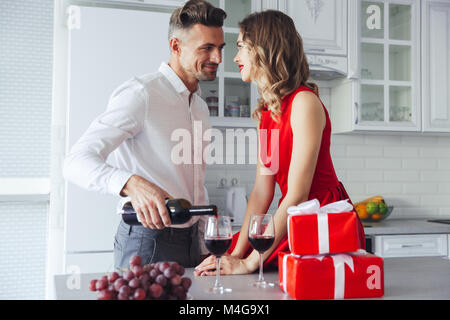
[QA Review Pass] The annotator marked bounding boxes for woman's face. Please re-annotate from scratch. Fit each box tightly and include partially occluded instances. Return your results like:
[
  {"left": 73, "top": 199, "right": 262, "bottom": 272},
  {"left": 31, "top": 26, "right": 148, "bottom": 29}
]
[{"left": 234, "top": 32, "right": 253, "bottom": 82}]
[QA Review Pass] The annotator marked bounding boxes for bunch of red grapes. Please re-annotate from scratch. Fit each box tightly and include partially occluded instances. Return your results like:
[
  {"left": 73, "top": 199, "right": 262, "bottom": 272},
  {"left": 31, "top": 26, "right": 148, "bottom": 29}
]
[{"left": 89, "top": 255, "right": 192, "bottom": 300}]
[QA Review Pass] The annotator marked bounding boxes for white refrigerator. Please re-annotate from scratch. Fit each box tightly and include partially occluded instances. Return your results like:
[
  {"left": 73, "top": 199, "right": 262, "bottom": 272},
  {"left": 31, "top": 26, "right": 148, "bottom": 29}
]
[{"left": 64, "top": 5, "right": 172, "bottom": 273}]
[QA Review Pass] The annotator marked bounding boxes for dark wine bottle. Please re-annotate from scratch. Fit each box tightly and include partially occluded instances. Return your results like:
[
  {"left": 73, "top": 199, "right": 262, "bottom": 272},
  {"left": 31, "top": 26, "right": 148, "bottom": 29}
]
[{"left": 122, "top": 198, "right": 217, "bottom": 226}]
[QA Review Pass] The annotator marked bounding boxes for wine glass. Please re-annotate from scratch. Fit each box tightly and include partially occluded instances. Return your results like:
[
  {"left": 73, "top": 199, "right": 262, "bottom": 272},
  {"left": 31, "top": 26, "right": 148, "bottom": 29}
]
[
  {"left": 204, "top": 215, "right": 233, "bottom": 294},
  {"left": 248, "top": 214, "right": 275, "bottom": 288}
]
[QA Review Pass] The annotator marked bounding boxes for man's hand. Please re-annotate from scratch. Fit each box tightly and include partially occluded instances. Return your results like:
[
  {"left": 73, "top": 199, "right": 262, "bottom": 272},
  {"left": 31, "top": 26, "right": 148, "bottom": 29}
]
[{"left": 120, "top": 175, "right": 172, "bottom": 229}]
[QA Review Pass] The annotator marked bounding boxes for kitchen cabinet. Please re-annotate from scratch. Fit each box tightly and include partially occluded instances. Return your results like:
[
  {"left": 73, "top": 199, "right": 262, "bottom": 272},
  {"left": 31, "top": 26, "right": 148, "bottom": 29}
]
[
  {"left": 277, "top": 0, "right": 350, "bottom": 79},
  {"left": 374, "top": 234, "right": 448, "bottom": 258},
  {"left": 330, "top": 0, "right": 422, "bottom": 133},
  {"left": 282, "top": 0, "right": 348, "bottom": 56},
  {"left": 200, "top": 0, "right": 259, "bottom": 128},
  {"left": 364, "top": 219, "right": 450, "bottom": 258},
  {"left": 421, "top": 0, "right": 450, "bottom": 132}
]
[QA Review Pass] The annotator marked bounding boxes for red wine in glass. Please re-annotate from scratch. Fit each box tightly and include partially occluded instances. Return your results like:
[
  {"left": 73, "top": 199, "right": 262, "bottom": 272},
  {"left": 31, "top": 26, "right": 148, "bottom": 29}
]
[
  {"left": 205, "top": 238, "right": 232, "bottom": 257},
  {"left": 248, "top": 214, "right": 275, "bottom": 288},
  {"left": 204, "top": 215, "right": 233, "bottom": 294},
  {"left": 248, "top": 235, "right": 275, "bottom": 253}
]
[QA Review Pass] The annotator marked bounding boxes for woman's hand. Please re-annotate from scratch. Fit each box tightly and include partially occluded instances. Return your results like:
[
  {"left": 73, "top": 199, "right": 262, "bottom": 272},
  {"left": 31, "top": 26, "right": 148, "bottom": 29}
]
[
  {"left": 194, "top": 254, "right": 258, "bottom": 276},
  {"left": 193, "top": 254, "right": 217, "bottom": 276}
]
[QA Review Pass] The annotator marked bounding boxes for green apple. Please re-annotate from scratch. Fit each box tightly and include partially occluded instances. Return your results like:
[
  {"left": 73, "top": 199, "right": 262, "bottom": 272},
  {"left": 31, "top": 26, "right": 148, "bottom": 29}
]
[
  {"left": 379, "top": 202, "right": 388, "bottom": 214},
  {"left": 366, "top": 202, "right": 379, "bottom": 215}
]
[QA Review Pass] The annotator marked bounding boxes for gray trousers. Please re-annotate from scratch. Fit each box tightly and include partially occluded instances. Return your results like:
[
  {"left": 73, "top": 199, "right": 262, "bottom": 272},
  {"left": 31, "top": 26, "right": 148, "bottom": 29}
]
[{"left": 113, "top": 220, "right": 201, "bottom": 270}]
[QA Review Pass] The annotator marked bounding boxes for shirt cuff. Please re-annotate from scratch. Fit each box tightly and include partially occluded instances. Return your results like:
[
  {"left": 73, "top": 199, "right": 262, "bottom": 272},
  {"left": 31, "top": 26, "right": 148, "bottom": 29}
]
[{"left": 108, "top": 169, "right": 134, "bottom": 196}]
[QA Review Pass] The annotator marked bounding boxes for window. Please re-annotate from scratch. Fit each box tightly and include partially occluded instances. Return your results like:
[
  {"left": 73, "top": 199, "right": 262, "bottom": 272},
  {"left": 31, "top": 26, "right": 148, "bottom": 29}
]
[{"left": 0, "top": 0, "right": 53, "bottom": 299}]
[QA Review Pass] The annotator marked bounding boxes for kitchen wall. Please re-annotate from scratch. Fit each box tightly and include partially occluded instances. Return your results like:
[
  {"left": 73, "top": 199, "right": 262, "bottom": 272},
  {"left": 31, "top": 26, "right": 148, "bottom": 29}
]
[{"left": 205, "top": 87, "right": 450, "bottom": 220}]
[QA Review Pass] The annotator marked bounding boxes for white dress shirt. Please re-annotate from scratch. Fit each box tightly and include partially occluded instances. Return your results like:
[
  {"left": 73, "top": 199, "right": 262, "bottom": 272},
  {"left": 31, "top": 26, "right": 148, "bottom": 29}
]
[{"left": 63, "top": 62, "right": 212, "bottom": 254}]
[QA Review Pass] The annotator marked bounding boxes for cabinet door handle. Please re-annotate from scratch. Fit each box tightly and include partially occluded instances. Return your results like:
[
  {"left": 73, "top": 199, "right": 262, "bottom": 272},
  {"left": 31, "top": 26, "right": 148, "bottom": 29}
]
[
  {"left": 307, "top": 48, "right": 326, "bottom": 52},
  {"left": 354, "top": 102, "right": 359, "bottom": 125},
  {"left": 401, "top": 244, "right": 423, "bottom": 248}
]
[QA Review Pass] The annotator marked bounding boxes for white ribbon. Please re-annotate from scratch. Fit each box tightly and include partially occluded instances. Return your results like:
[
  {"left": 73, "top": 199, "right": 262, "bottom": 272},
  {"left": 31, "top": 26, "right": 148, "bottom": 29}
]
[
  {"left": 282, "top": 253, "right": 355, "bottom": 299},
  {"left": 281, "top": 253, "right": 291, "bottom": 294},
  {"left": 287, "top": 199, "right": 353, "bottom": 254},
  {"left": 330, "top": 254, "right": 355, "bottom": 299}
]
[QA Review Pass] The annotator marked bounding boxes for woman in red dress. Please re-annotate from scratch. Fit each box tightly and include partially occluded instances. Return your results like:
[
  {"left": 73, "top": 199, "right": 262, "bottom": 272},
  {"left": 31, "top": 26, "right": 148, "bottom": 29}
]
[{"left": 195, "top": 10, "right": 365, "bottom": 276}]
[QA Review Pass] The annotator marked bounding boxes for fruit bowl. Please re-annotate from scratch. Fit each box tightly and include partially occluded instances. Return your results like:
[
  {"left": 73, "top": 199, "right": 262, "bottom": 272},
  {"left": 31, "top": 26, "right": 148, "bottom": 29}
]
[{"left": 359, "top": 206, "right": 393, "bottom": 223}]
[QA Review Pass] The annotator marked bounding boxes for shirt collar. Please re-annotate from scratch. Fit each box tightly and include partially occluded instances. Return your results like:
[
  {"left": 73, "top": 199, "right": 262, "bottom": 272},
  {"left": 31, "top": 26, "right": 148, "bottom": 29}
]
[{"left": 159, "top": 62, "right": 201, "bottom": 96}]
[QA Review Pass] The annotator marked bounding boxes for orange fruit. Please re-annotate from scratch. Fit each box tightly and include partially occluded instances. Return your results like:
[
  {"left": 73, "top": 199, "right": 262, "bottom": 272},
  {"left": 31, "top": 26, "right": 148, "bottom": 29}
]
[
  {"left": 355, "top": 204, "right": 369, "bottom": 219},
  {"left": 371, "top": 213, "right": 383, "bottom": 220}
]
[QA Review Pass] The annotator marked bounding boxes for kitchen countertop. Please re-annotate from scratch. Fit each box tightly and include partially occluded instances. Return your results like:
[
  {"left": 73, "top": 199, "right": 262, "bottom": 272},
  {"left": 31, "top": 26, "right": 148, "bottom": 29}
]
[
  {"left": 363, "top": 218, "right": 450, "bottom": 235},
  {"left": 54, "top": 256, "right": 450, "bottom": 300}
]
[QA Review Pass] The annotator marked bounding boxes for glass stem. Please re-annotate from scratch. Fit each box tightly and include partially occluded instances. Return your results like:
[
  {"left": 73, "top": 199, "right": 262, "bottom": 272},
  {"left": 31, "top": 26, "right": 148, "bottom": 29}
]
[
  {"left": 215, "top": 256, "right": 222, "bottom": 288},
  {"left": 258, "top": 252, "right": 264, "bottom": 283}
]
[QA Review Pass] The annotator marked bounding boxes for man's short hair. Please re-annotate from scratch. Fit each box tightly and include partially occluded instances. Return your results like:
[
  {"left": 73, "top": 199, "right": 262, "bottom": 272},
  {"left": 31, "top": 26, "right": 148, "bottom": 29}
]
[{"left": 168, "top": 0, "right": 227, "bottom": 40}]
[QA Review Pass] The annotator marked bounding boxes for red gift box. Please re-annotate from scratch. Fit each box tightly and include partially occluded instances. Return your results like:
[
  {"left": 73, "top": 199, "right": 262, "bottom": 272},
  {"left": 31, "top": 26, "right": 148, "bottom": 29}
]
[
  {"left": 278, "top": 251, "right": 384, "bottom": 300},
  {"left": 287, "top": 199, "right": 363, "bottom": 255}
]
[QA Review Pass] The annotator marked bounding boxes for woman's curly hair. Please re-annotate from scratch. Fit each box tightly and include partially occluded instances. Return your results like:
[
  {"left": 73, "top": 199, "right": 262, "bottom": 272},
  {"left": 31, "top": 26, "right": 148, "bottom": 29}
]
[{"left": 239, "top": 10, "right": 318, "bottom": 122}]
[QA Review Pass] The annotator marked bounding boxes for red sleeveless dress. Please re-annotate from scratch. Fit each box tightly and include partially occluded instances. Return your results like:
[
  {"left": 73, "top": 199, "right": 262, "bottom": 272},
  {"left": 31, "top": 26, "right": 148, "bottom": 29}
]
[{"left": 228, "top": 85, "right": 366, "bottom": 267}]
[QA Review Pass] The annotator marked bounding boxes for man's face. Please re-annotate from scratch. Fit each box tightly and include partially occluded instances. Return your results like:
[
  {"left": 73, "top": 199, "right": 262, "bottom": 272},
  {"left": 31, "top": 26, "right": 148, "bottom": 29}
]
[{"left": 178, "top": 24, "right": 225, "bottom": 81}]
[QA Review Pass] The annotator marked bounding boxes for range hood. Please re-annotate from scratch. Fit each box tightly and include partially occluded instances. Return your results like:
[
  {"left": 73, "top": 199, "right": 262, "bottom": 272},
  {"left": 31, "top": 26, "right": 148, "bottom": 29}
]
[{"left": 307, "top": 54, "right": 348, "bottom": 81}]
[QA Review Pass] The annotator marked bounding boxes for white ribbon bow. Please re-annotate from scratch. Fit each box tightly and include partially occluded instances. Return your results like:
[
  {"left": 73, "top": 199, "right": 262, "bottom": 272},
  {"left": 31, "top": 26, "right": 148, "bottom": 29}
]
[
  {"left": 330, "top": 254, "right": 355, "bottom": 299},
  {"left": 286, "top": 199, "right": 353, "bottom": 254},
  {"left": 282, "top": 253, "right": 355, "bottom": 299}
]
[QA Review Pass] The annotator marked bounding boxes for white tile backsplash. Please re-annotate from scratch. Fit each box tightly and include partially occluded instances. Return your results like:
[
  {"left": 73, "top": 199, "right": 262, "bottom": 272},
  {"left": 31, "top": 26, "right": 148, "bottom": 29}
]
[
  {"left": 420, "top": 147, "right": 450, "bottom": 158},
  {"left": 438, "top": 160, "right": 450, "bottom": 170},
  {"left": 438, "top": 183, "right": 450, "bottom": 194},
  {"left": 205, "top": 130, "right": 450, "bottom": 221},
  {"left": 403, "top": 159, "right": 438, "bottom": 170},
  {"left": 400, "top": 207, "right": 439, "bottom": 217},
  {"left": 364, "top": 135, "right": 402, "bottom": 145},
  {"left": 421, "top": 195, "right": 450, "bottom": 206},
  {"left": 421, "top": 171, "right": 450, "bottom": 182},
  {"left": 383, "top": 170, "right": 420, "bottom": 182},
  {"left": 332, "top": 158, "right": 365, "bottom": 169},
  {"left": 347, "top": 170, "right": 384, "bottom": 182},
  {"left": 366, "top": 158, "right": 402, "bottom": 169},
  {"left": 366, "top": 182, "right": 403, "bottom": 195},
  {"left": 437, "top": 137, "right": 450, "bottom": 145},
  {"left": 403, "top": 182, "right": 439, "bottom": 194},
  {"left": 388, "top": 196, "right": 421, "bottom": 208},
  {"left": 383, "top": 146, "right": 419, "bottom": 158},
  {"left": 439, "top": 208, "right": 450, "bottom": 216},
  {"left": 347, "top": 145, "right": 383, "bottom": 157},
  {"left": 401, "top": 136, "right": 439, "bottom": 145}
]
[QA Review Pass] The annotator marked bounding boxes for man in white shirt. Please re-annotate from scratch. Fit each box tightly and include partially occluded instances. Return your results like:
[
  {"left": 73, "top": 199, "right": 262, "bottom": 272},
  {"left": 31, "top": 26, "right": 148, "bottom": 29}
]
[{"left": 63, "top": 0, "right": 226, "bottom": 268}]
